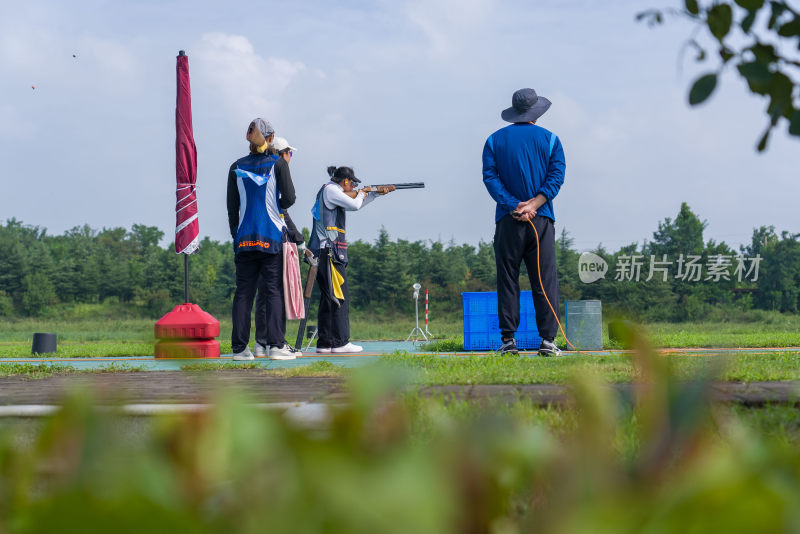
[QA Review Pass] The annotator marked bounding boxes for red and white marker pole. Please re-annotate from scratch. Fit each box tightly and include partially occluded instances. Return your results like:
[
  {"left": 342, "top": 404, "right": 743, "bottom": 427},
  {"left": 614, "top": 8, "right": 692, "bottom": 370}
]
[{"left": 424, "top": 289, "right": 432, "bottom": 336}]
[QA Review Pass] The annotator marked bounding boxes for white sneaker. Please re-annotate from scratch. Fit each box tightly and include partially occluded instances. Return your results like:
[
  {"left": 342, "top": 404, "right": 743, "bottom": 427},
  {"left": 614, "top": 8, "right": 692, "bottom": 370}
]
[
  {"left": 331, "top": 342, "right": 363, "bottom": 354},
  {"left": 254, "top": 343, "right": 268, "bottom": 357},
  {"left": 232, "top": 347, "right": 254, "bottom": 361},
  {"left": 316, "top": 347, "right": 332, "bottom": 354},
  {"left": 269, "top": 343, "right": 301, "bottom": 360}
]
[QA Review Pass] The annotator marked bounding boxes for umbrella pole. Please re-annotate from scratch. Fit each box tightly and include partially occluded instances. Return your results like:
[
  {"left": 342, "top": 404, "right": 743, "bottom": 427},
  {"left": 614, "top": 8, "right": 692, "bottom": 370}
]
[{"left": 184, "top": 254, "right": 190, "bottom": 303}]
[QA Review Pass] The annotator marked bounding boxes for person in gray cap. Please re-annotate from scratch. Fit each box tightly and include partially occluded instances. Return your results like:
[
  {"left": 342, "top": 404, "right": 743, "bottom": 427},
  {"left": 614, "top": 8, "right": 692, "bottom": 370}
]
[
  {"left": 227, "top": 119, "right": 300, "bottom": 360},
  {"left": 482, "top": 88, "right": 566, "bottom": 356}
]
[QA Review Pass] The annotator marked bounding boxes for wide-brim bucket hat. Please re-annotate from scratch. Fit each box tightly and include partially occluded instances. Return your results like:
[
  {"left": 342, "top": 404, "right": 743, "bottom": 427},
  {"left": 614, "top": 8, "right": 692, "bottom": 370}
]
[{"left": 501, "top": 88, "right": 551, "bottom": 123}]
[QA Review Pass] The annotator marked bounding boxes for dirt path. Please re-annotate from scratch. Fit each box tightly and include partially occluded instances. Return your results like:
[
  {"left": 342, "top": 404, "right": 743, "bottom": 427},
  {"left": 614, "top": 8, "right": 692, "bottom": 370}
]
[
  {"left": 0, "top": 372, "right": 798, "bottom": 407},
  {"left": 0, "top": 372, "right": 346, "bottom": 405}
]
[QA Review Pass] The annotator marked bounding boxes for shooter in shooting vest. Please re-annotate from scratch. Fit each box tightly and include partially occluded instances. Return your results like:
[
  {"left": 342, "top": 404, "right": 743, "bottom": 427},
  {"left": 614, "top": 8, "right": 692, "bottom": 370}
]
[
  {"left": 226, "top": 118, "right": 301, "bottom": 361},
  {"left": 308, "top": 166, "right": 394, "bottom": 353}
]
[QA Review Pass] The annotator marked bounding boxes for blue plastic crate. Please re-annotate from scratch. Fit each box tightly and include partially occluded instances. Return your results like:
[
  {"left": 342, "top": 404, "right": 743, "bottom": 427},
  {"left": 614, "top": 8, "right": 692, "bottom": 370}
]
[
  {"left": 463, "top": 292, "right": 498, "bottom": 315},
  {"left": 462, "top": 292, "right": 541, "bottom": 351}
]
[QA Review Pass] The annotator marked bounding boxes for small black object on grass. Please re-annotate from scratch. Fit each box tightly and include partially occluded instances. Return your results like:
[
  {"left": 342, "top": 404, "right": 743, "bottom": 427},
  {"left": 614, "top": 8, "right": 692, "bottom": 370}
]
[{"left": 32, "top": 333, "right": 57, "bottom": 355}]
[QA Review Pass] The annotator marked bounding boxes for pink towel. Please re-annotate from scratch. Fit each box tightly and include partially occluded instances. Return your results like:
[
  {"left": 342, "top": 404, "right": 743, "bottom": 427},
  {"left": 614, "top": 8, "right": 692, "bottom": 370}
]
[{"left": 283, "top": 242, "right": 305, "bottom": 319}]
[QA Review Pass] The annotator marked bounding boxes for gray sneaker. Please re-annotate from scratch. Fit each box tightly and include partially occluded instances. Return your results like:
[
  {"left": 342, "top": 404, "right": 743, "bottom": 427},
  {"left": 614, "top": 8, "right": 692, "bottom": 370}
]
[
  {"left": 496, "top": 339, "right": 519, "bottom": 355},
  {"left": 538, "top": 339, "right": 562, "bottom": 357},
  {"left": 269, "top": 343, "right": 301, "bottom": 360},
  {"left": 254, "top": 343, "right": 268, "bottom": 357},
  {"left": 233, "top": 347, "right": 254, "bottom": 361}
]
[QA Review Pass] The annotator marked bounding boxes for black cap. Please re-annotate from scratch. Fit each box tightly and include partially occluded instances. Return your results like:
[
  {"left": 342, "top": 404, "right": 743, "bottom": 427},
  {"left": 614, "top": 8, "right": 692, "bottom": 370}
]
[{"left": 329, "top": 166, "right": 360, "bottom": 184}]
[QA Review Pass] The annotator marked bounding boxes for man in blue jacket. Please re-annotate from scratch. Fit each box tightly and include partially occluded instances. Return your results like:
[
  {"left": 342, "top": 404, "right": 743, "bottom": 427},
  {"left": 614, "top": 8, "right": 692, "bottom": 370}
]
[{"left": 482, "top": 88, "right": 566, "bottom": 356}]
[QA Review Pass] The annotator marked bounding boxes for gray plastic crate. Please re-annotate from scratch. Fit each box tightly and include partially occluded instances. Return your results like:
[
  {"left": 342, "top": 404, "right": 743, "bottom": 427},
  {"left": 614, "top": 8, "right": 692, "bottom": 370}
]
[{"left": 565, "top": 300, "right": 602, "bottom": 350}]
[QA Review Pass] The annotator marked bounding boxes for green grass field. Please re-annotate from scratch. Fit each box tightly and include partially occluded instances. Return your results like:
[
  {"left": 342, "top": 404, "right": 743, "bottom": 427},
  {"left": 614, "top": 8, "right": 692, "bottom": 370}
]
[
  {"left": 640, "top": 319, "right": 800, "bottom": 348},
  {"left": 265, "top": 351, "right": 800, "bottom": 384},
  {"left": 4, "top": 351, "right": 800, "bottom": 385},
  {"left": 381, "top": 351, "right": 800, "bottom": 384},
  {"left": 0, "top": 313, "right": 797, "bottom": 358},
  {"left": 0, "top": 312, "right": 461, "bottom": 357}
]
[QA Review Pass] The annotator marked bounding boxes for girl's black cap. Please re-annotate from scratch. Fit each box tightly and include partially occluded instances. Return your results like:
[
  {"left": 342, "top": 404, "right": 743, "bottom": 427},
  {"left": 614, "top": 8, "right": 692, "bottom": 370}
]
[{"left": 331, "top": 166, "right": 360, "bottom": 183}]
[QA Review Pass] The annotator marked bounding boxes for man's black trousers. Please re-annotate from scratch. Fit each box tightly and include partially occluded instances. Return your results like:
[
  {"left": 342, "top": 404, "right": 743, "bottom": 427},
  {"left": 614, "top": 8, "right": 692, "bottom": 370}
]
[
  {"left": 315, "top": 248, "right": 350, "bottom": 349},
  {"left": 494, "top": 214, "right": 560, "bottom": 342},
  {"left": 231, "top": 251, "right": 285, "bottom": 353}
]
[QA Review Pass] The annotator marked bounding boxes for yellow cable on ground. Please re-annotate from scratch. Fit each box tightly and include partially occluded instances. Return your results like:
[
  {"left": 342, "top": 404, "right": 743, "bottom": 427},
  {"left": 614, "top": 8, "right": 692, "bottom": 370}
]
[{"left": 527, "top": 218, "right": 577, "bottom": 352}]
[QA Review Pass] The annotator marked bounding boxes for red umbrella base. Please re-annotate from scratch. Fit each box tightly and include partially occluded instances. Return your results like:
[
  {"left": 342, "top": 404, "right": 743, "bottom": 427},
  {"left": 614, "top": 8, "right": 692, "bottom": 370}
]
[
  {"left": 155, "top": 303, "right": 221, "bottom": 339},
  {"left": 155, "top": 339, "right": 221, "bottom": 359}
]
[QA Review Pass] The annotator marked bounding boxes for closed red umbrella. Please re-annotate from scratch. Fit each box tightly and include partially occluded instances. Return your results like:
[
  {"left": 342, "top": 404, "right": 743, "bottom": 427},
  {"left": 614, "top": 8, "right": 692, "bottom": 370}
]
[
  {"left": 153, "top": 50, "right": 220, "bottom": 359},
  {"left": 175, "top": 50, "right": 198, "bottom": 300}
]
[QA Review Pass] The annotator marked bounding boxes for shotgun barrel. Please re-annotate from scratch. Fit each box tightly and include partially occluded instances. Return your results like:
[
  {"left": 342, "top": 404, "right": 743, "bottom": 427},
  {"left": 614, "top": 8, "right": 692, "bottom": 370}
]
[{"left": 365, "top": 182, "right": 425, "bottom": 190}]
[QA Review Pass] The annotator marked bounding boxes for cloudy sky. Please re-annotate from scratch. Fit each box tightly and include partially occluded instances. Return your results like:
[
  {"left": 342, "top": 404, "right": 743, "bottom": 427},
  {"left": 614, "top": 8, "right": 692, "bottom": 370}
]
[{"left": 1, "top": 0, "right": 797, "bottom": 252}]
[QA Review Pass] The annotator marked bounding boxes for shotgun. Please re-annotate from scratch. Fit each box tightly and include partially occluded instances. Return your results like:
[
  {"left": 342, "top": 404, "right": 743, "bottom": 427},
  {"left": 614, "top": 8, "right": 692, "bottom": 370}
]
[
  {"left": 295, "top": 248, "right": 319, "bottom": 350},
  {"left": 362, "top": 182, "right": 425, "bottom": 191}
]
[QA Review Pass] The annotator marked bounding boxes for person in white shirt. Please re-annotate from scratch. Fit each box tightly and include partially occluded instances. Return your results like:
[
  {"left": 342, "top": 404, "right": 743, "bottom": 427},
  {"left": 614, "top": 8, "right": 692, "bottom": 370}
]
[
  {"left": 254, "top": 136, "right": 304, "bottom": 359},
  {"left": 308, "top": 166, "right": 394, "bottom": 353}
]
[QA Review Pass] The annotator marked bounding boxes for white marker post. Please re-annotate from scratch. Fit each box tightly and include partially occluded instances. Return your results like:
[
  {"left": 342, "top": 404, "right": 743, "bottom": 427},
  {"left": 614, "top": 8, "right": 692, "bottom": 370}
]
[{"left": 405, "top": 283, "right": 428, "bottom": 342}]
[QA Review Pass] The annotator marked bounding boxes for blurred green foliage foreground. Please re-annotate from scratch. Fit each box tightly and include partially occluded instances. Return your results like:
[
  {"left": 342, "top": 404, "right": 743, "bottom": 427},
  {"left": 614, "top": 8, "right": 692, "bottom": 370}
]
[{"left": 2, "top": 330, "right": 800, "bottom": 533}]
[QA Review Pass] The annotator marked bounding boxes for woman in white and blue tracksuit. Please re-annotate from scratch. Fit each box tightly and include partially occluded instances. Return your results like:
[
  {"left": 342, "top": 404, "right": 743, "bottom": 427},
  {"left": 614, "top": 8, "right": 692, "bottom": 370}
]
[
  {"left": 226, "top": 118, "right": 299, "bottom": 360},
  {"left": 308, "top": 166, "right": 393, "bottom": 354}
]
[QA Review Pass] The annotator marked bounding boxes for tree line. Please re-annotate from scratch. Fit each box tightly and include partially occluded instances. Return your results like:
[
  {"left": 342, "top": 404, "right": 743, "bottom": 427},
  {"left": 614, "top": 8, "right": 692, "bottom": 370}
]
[{"left": 0, "top": 202, "right": 797, "bottom": 321}]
